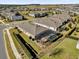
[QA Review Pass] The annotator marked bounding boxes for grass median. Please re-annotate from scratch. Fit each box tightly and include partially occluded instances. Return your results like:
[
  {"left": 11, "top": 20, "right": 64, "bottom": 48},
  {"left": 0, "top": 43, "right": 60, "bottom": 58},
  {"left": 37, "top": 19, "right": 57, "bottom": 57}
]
[{"left": 4, "top": 31, "right": 16, "bottom": 59}]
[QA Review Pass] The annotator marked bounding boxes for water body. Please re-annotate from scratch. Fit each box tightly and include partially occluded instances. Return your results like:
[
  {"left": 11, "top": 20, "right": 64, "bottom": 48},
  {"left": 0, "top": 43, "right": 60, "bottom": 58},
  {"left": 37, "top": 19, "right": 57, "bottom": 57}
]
[{"left": 15, "top": 33, "right": 38, "bottom": 59}]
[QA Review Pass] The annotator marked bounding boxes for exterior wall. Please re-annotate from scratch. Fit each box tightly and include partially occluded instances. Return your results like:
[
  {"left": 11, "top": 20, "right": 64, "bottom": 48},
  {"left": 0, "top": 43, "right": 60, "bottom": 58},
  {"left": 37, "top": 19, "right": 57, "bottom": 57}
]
[
  {"left": 17, "top": 27, "right": 35, "bottom": 38},
  {"left": 10, "top": 16, "right": 23, "bottom": 21},
  {"left": 1, "top": 11, "right": 23, "bottom": 21},
  {"left": 29, "top": 14, "right": 35, "bottom": 17},
  {"left": 34, "top": 23, "right": 56, "bottom": 31}
]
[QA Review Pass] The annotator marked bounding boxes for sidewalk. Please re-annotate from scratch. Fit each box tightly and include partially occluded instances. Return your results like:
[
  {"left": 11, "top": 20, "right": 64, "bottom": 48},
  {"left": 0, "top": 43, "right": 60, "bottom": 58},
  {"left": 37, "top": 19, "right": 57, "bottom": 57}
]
[
  {"left": 6, "top": 28, "right": 22, "bottom": 59},
  {"left": 0, "top": 20, "right": 5, "bottom": 24},
  {"left": 3, "top": 30, "right": 10, "bottom": 59}
]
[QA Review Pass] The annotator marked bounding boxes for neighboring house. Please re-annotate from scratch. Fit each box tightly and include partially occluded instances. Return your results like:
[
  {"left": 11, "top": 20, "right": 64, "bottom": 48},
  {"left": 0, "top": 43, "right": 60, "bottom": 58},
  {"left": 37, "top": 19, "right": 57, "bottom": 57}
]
[
  {"left": 17, "top": 21, "right": 57, "bottom": 41},
  {"left": 1, "top": 11, "right": 23, "bottom": 21},
  {"left": 8, "top": 14, "right": 23, "bottom": 21},
  {"left": 33, "top": 13, "right": 71, "bottom": 31},
  {"left": 29, "top": 13, "right": 35, "bottom": 17},
  {"left": 29, "top": 12, "right": 48, "bottom": 18}
]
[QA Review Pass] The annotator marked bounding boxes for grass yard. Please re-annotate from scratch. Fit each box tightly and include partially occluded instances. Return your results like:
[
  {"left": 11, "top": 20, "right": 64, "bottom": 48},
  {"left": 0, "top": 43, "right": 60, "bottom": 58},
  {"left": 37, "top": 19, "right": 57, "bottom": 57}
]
[
  {"left": 41, "top": 38, "right": 79, "bottom": 59},
  {"left": 70, "top": 23, "right": 79, "bottom": 38},
  {"left": 19, "top": 11, "right": 29, "bottom": 15},
  {"left": 70, "top": 30, "right": 79, "bottom": 39},
  {"left": 19, "top": 29, "right": 41, "bottom": 53},
  {"left": 37, "top": 22, "right": 75, "bottom": 57},
  {"left": 19, "top": 11, "right": 34, "bottom": 20}
]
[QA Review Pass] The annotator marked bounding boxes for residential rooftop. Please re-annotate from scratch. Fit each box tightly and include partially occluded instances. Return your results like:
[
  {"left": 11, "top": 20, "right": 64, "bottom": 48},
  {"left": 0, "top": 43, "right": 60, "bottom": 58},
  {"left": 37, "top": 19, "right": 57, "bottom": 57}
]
[{"left": 33, "top": 13, "right": 71, "bottom": 31}]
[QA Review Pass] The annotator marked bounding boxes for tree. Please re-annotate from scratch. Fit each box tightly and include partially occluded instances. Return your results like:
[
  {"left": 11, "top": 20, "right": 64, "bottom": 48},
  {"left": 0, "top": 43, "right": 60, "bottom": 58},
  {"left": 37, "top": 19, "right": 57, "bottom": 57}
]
[
  {"left": 68, "top": 23, "right": 72, "bottom": 28},
  {"left": 74, "top": 13, "right": 77, "bottom": 16},
  {"left": 65, "top": 27, "right": 69, "bottom": 31},
  {"left": 76, "top": 27, "right": 79, "bottom": 32},
  {"left": 49, "top": 48, "right": 63, "bottom": 56}
]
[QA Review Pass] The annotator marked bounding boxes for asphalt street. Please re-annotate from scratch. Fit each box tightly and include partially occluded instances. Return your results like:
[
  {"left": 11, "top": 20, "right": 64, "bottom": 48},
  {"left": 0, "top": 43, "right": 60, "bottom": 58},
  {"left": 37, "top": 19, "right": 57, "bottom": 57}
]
[
  {"left": 0, "top": 24, "right": 7, "bottom": 59},
  {"left": 0, "top": 21, "right": 28, "bottom": 59}
]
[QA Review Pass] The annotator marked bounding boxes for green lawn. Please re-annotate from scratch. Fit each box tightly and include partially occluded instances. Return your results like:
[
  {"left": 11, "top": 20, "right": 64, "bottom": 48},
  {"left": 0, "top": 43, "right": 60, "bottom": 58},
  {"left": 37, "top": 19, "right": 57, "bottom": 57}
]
[
  {"left": 19, "top": 30, "right": 41, "bottom": 53},
  {"left": 70, "top": 23, "right": 79, "bottom": 38},
  {"left": 13, "top": 28, "right": 41, "bottom": 53},
  {"left": 41, "top": 38, "right": 79, "bottom": 59}
]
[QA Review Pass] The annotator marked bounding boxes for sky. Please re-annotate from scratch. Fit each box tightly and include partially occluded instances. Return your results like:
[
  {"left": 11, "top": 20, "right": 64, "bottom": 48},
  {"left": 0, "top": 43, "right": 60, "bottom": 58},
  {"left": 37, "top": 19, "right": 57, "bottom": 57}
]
[{"left": 0, "top": 0, "right": 79, "bottom": 4}]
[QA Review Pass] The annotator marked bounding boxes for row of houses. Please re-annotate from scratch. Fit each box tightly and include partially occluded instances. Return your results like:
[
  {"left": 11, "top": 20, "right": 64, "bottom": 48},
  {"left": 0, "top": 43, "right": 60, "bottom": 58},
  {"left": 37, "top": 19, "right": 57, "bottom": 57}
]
[
  {"left": 1, "top": 10, "right": 23, "bottom": 21},
  {"left": 16, "top": 6, "right": 60, "bottom": 11},
  {"left": 27, "top": 8, "right": 54, "bottom": 11},
  {"left": 29, "top": 12, "right": 48, "bottom": 18},
  {"left": 33, "top": 13, "right": 71, "bottom": 31}
]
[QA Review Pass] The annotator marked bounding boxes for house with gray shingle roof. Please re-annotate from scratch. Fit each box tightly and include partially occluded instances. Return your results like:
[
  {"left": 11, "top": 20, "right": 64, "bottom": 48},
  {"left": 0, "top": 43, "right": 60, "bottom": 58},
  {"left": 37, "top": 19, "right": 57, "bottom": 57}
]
[
  {"left": 17, "top": 13, "right": 71, "bottom": 41},
  {"left": 33, "top": 13, "right": 71, "bottom": 31},
  {"left": 1, "top": 10, "right": 23, "bottom": 21}
]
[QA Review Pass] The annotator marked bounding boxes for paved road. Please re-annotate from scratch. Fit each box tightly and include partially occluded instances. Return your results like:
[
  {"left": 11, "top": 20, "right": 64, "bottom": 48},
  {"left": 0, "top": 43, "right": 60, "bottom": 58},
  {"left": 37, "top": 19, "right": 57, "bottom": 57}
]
[
  {"left": 0, "top": 21, "right": 28, "bottom": 59},
  {"left": 0, "top": 21, "right": 35, "bottom": 59},
  {"left": 0, "top": 24, "right": 7, "bottom": 59}
]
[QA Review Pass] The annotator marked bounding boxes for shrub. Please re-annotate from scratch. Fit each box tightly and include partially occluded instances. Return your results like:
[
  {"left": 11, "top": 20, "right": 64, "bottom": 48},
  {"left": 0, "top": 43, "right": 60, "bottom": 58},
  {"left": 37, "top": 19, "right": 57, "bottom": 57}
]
[{"left": 49, "top": 48, "right": 63, "bottom": 56}]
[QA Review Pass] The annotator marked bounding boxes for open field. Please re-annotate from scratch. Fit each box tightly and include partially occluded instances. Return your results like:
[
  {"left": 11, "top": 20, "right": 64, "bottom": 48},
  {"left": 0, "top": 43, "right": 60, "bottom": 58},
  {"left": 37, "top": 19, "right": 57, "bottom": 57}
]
[
  {"left": 40, "top": 21, "right": 79, "bottom": 59},
  {"left": 25, "top": 5, "right": 60, "bottom": 8},
  {"left": 41, "top": 38, "right": 79, "bottom": 59}
]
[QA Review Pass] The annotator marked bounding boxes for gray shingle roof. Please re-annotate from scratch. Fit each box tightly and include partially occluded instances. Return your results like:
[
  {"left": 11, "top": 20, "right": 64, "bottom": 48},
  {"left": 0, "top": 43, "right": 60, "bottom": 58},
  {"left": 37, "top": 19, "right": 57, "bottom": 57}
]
[
  {"left": 17, "top": 13, "right": 71, "bottom": 38},
  {"left": 34, "top": 13, "right": 71, "bottom": 29},
  {"left": 18, "top": 21, "right": 36, "bottom": 36},
  {"left": 18, "top": 21, "right": 48, "bottom": 37}
]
